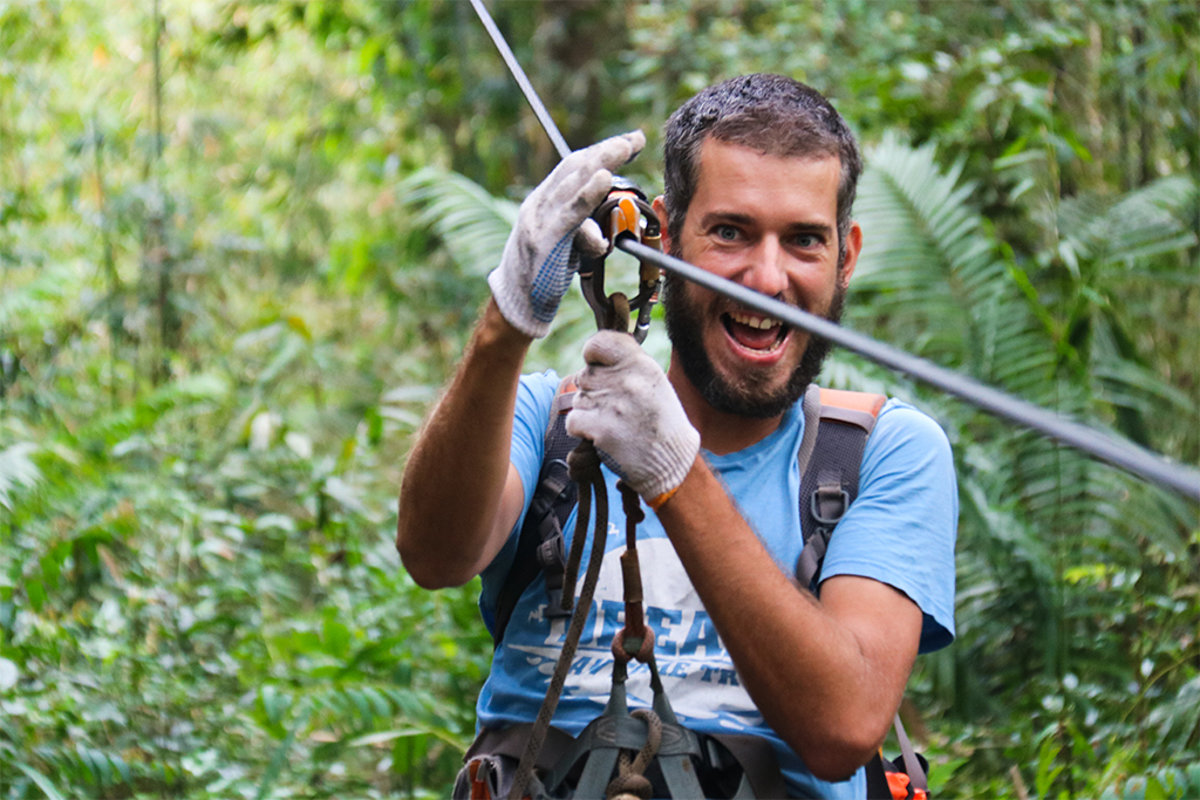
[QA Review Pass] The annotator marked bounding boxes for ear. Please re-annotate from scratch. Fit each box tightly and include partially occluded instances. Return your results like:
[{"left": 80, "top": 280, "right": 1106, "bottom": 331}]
[
  {"left": 652, "top": 195, "right": 672, "bottom": 253},
  {"left": 838, "top": 221, "right": 863, "bottom": 289}
]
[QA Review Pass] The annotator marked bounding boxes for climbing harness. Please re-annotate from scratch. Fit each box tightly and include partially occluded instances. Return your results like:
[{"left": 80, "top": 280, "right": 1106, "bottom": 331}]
[
  {"left": 495, "top": 218, "right": 674, "bottom": 798},
  {"left": 486, "top": 183, "right": 660, "bottom": 647},
  {"left": 469, "top": 383, "right": 930, "bottom": 799}
]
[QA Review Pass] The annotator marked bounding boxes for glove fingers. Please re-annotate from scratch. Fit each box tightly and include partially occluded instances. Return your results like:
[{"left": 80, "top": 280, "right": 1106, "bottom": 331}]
[
  {"left": 540, "top": 130, "right": 645, "bottom": 214},
  {"left": 574, "top": 218, "right": 608, "bottom": 259},
  {"left": 575, "top": 130, "right": 646, "bottom": 174},
  {"left": 567, "top": 167, "right": 616, "bottom": 219},
  {"left": 582, "top": 329, "right": 640, "bottom": 369},
  {"left": 565, "top": 405, "right": 617, "bottom": 441},
  {"left": 542, "top": 130, "right": 640, "bottom": 183}
]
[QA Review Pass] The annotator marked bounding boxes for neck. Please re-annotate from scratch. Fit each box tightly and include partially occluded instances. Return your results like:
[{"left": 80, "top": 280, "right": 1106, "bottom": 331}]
[{"left": 667, "top": 356, "right": 786, "bottom": 456}]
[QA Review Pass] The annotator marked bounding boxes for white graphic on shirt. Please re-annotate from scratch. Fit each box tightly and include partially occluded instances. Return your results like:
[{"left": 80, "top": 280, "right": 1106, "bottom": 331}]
[{"left": 507, "top": 534, "right": 764, "bottom": 731}]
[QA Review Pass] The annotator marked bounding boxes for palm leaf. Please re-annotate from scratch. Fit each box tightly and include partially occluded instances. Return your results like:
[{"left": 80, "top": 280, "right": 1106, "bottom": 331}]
[
  {"left": 850, "top": 134, "right": 1197, "bottom": 730},
  {"left": 1060, "top": 175, "right": 1198, "bottom": 271}
]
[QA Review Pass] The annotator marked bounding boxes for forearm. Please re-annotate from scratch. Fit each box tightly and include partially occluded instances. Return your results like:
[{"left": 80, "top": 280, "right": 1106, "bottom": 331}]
[
  {"left": 655, "top": 458, "right": 919, "bottom": 780},
  {"left": 397, "top": 300, "right": 531, "bottom": 588}
]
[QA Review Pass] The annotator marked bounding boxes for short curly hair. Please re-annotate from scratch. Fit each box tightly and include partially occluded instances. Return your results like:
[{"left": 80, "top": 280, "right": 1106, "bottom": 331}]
[{"left": 662, "top": 74, "right": 862, "bottom": 263}]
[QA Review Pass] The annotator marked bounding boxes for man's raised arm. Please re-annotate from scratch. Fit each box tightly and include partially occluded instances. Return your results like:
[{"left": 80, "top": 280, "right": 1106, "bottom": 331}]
[
  {"left": 397, "top": 300, "right": 532, "bottom": 588},
  {"left": 396, "top": 131, "right": 645, "bottom": 588}
]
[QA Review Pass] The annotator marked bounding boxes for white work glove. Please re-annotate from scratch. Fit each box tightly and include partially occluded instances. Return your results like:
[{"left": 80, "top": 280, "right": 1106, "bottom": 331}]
[
  {"left": 488, "top": 131, "right": 646, "bottom": 339},
  {"left": 566, "top": 331, "right": 700, "bottom": 504}
]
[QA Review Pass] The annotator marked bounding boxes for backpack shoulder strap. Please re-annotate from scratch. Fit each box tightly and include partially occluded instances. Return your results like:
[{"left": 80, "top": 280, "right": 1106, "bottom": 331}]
[
  {"left": 794, "top": 386, "right": 886, "bottom": 591},
  {"left": 491, "top": 375, "right": 581, "bottom": 647},
  {"left": 794, "top": 388, "right": 930, "bottom": 797}
]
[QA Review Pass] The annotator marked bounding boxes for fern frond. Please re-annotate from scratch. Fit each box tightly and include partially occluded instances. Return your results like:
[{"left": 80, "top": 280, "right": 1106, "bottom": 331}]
[
  {"left": 1061, "top": 175, "right": 1198, "bottom": 270},
  {"left": 852, "top": 133, "right": 1056, "bottom": 396},
  {"left": 399, "top": 167, "right": 517, "bottom": 277}
]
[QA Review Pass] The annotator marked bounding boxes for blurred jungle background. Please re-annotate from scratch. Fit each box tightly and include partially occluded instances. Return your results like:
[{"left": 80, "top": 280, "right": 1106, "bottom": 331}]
[{"left": 1, "top": 1, "right": 1197, "bottom": 797}]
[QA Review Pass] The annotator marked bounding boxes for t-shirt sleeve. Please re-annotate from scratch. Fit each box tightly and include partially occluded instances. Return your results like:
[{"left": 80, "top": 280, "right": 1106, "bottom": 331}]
[
  {"left": 476, "top": 370, "right": 559, "bottom": 628},
  {"left": 819, "top": 399, "right": 958, "bottom": 653}
]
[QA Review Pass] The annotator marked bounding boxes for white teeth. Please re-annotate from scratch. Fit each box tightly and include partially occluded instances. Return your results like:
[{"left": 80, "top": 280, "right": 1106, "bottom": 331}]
[{"left": 728, "top": 311, "right": 780, "bottom": 330}]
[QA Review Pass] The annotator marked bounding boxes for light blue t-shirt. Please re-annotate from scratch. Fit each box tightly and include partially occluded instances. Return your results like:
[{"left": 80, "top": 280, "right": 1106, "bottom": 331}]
[{"left": 477, "top": 370, "right": 957, "bottom": 799}]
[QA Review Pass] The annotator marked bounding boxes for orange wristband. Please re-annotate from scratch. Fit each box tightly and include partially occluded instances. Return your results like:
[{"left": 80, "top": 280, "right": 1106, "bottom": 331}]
[{"left": 646, "top": 484, "right": 681, "bottom": 511}]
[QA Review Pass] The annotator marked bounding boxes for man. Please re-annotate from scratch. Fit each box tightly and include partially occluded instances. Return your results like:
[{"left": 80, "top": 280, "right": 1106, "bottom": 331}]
[{"left": 398, "top": 74, "right": 956, "bottom": 798}]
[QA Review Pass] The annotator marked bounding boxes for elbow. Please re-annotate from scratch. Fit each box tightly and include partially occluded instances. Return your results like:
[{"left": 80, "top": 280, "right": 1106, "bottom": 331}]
[
  {"left": 396, "top": 509, "right": 474, "bottom": 590},
  {"left": 802, "top": 735, "right": 883, "bottom": 783},
  {"left": 398, "top": 546, "right": 451, "bottom": 590},
  {"left": 397, "top": 533, "right": 472, "bottom": 589},
  {"left": 778, "top": 713, "right": 889, "bottom": 783},
  {"left": 803, "top": 739, "right": 881, "bottom": 783}
]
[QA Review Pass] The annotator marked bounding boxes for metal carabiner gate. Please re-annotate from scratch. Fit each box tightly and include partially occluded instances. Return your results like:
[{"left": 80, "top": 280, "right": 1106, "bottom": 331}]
[{"left": 578, "top": 176, "right": 662, "bottom": 343}]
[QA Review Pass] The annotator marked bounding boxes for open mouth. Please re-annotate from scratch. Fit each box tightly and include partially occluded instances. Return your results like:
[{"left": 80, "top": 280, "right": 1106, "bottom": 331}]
[{"left": 722, "top": 310, "right": 789, "bottom": 354}]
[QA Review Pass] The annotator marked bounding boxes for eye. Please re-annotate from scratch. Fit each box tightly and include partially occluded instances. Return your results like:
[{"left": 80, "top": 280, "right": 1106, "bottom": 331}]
[
  {"left": 790, "top": 232, "right": 821, "bottom": 248},
  {"left": 714, "top": 224, "right": 740, "bottom": 242}
]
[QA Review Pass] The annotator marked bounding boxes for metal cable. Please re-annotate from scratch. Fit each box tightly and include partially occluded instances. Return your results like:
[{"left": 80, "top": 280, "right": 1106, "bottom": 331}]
[
  {"left": 469, "top": 0, "right": 572, "bottom": 160},
  {"left": 467, "top": 2, "right": 1199, "bottom": 502},
  {"left": 619, "top": 239, "right": 1200, "bottom": 501}
]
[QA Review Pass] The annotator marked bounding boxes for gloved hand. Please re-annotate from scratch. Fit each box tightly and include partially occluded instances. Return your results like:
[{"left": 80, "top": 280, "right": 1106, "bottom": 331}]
[
  {"left": 488, "top": 131, "right": 646, "bottom": 339},
  {"left": 566, "top": 331, "right": 700, "bottom": 505}
]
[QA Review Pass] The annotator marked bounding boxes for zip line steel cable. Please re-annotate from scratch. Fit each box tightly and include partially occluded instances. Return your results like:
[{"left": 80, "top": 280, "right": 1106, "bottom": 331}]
[
  {"left": 622, "top": 240, "right": 1200, "bottom": 500},
  {"left": 468, "top": 0, "right": 1199, "bottom": 502}
]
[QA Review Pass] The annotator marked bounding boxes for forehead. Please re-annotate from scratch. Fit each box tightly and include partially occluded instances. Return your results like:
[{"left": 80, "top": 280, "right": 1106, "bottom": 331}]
[{"left": 691, "top": 138, "right": 842, "bottom": 220}]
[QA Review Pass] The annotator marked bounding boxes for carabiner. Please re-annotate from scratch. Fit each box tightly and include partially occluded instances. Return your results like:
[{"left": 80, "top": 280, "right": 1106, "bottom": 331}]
[{"left": 577, "top": 176, "right": 662, "bottom": 343}]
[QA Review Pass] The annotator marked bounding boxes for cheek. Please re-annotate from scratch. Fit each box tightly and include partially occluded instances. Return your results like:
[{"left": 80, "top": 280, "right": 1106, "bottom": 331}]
[
  {"left": 679, "top": 236, "right": 735, "bottom": 274},
  {"left": 789, "top": 267, "right": 839, "bottom": 306}
]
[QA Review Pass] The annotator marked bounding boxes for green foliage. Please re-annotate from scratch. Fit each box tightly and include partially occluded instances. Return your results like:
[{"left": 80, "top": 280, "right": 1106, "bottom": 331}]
[
  {"left": 1, "top": 1, "right": 1197, "bottom": 798},
  {"left": 407, "top": 138, "right": 1200, "bottom": 799}
]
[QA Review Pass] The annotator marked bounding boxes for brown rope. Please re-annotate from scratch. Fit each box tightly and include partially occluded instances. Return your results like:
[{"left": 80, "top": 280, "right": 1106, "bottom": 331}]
[
  {"left": 505, "top": 442, "right": 610, "bottom": 800},
  {"left": 605, "top": 708, "right": 663, "bottom": 800}
]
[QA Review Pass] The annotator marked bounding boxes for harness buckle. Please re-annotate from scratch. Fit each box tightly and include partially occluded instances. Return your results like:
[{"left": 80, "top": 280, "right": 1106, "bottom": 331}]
[
  {"left": 810, "top": 484, "right": 850, "bottom": 526},
  {"left": 537, "top": 535, "right": 571, "bottom": 618}
]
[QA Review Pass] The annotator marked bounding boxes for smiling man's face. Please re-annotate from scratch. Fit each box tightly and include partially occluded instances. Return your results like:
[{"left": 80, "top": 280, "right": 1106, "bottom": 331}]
[{"left": 658, "top": 137, "right": 862, "bottom": 419}]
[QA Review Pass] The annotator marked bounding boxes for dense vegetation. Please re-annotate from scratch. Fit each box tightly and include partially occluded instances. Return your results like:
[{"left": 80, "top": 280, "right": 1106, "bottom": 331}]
[{"left": 1, "top": 1, "right": 1197, "bottom": 798}]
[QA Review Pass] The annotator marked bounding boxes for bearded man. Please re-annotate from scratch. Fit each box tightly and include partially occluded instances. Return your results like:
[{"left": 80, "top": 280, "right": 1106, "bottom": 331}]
[{"left": 398, "top": 74, "right": 957, "bottom": 799}]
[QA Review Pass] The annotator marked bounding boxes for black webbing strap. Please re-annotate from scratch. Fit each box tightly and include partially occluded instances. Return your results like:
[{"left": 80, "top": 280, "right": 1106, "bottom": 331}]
[
  {"left": 467, "top": 721, "right": 787, "bottom": 799},
  {"left": 491, "top": 378, "right": 580, "bottom": 647},
  {"left": 465, "top": 723, "right": 576, "bottom": 774},
  {"left": 707, "top": 733, "right": 789, "bottom": 799}
]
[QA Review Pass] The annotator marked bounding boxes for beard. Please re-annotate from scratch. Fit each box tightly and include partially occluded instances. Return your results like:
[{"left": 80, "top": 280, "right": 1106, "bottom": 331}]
[{"left": 663, "top": 246, "right": 847, "bottom": 419}]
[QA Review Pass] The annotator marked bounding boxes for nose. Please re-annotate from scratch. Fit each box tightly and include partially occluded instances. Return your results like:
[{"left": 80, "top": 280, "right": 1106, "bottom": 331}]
[{"left": 740, "top": 236, "right": 789, "bottom": 298}]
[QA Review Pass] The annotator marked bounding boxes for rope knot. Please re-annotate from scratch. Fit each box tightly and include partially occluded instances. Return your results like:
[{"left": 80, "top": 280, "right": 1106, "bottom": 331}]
[
  {"left": 605, "top": 709, "right": 662, "bottom": 800},
  {"left": 568, "top": 440, "right": 602, "bottom": 482},
  {"left": 611, "top": 628, "right": 656, "bottom": 664},
  {"left": 618, "top": 480, "right": 644, "bottom": 524}
]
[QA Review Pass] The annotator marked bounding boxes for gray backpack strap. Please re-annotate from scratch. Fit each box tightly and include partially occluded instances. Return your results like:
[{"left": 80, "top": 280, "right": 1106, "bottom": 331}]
[
  {"left": 491, "top": 375, "right": 580, "bottom": 646},
  {"left": 795, "top": 387, "right": 885, "bottom": 590},
  {"left": 794, "top": 388, "right": 931, "bottom": 797}
]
